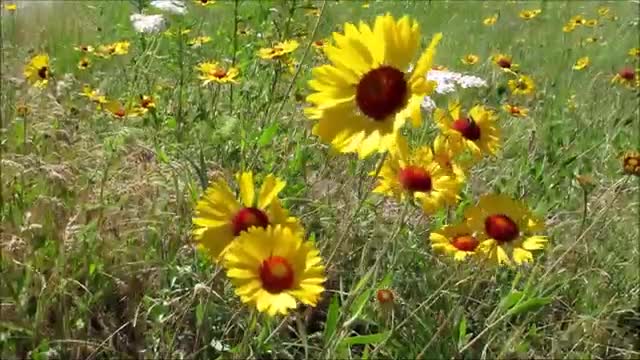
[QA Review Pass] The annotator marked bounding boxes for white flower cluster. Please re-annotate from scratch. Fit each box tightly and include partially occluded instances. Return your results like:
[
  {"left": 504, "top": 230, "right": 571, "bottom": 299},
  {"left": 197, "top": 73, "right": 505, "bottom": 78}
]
[
  {"left": 130, "top": 14, "right": 167, "bottom": 34},
  {"left": 150, "top": 0, "right": 187, "bottom": 15},
  {"left": 421, "top": 69, "right": 488, "bottom": 112}
]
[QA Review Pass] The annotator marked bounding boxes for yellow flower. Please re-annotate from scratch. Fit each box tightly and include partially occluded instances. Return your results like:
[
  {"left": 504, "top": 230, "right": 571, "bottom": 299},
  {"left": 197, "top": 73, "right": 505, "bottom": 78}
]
[
  {"left": 103, "top": 100, "right": 129, "bottom": 118},
  {"left": 629, "top": 48, "right": 640, "bottom": 58},
  {"left": 611, "top": 67, "right": 640, "bottom": 88},
  {"left": 461, "top": 54, "right": 479, "bottom": 65},
  {"left": 194, "top": 0, "right": 215, "bottom": 5},
  {"left": 483, "top": 15, "right": 498, "bottom": 26},
  {"left": 519, "top": 9, "right": 541, "bottom": 20},
  {"left": 74, "top": 44, "right": 95, "bottom": 53},
  {"left": 508, "top": 74, "right": 535, "bottom": 96},
  {"left": 362, "top": 2, "right": 370, "bottom": 8},
  {"left": 435, "top": 101, "right": 500, "bottom": 159},
  {"left": 312, "top": 39, "right": 328, "bottom": 51},
  {"left": 196, "top": 61, "right": 240, "bottom": 85},
  {"left": 305, "top": 14, "right": 442, "bottom": 158},
  {"left": 258, "top": 40, "right": 299, "bottom": 60},
  {"left": 77, "top": 57, "right": 91, "bottom": 70},
  {"left": 582, "top": 37, "right": 600, "bottom": 45},
  {"left": 597, "top": 6, "right": 610, "bottom": 17},
  {"left": 23, "top": 54, "right": 50, "bottom": 88},
  {"left": 562, "top": 23, "right": 576, "bottom": 33},
  {"left": 96, "top": 41, "right": 130, "bottom": 58},
  {"left": 584, "top": 19, "right": 598, "bottom": 27},
  {"left": 305, "top": 7, "right": 320, "bottom": 17},
  {"left": 622, "top": 151, "right": 640, "bottom": 177},
  {"left": 224, "top": 225, "right": 325, "bottom": 317},
  {"left": 430, "top": 222, "right": 482, "bottom": 261},
  {"left": 502, "top": 103, "right": 529, "bottom": 118},
  {"left": 237, "top": 27, "right": 253, "bottom": 36},
  {"left": 139, "top": 95, "right": 155, "bottom": 110},
  {"left": 492, "top": 53, "right": 518, "bottom": 72},
  {"left": 572, "top": 56, "right": 590, "bottom": 70},
  {"left": 80, "top": 85, "right": 108, "bottom": 105},
  {"left": 465, "top": 194, "right": 548, "bottom": 266},
  {"left": 187, "top": 36, "right": 212, "bottom": 48},
  {"left": 371, "top": 136, "right": 461, "bottom": 214},
  {"left": 4, "top": 3, "right": 16, "bottom": 11},
  {"left": 569, "top": 14, "right": 586, "bottom": 26},
  {"left": 192, "top": 172, "right": 302, "bottom": 261},
  {"left": 432, "top": 135, "right": 467, "bottom": 183}
]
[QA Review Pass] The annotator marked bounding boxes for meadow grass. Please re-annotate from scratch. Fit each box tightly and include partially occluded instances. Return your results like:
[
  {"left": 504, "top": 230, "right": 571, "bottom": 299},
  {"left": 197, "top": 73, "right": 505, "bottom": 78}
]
[{"left": 1, "top": 0, "right": 639, "bottom": 359}]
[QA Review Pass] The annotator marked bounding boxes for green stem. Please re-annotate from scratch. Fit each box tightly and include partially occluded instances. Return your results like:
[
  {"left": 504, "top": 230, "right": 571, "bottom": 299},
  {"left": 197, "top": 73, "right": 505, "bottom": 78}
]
[{"left": 230, "top": 0, "right": 239, "bottom": 113}]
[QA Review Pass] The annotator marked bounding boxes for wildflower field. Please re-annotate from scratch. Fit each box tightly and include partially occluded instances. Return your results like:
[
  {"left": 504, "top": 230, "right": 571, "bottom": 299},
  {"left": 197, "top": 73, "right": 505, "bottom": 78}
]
[{"left": 1, "top": 0, "right": 639, "bottom": 358}]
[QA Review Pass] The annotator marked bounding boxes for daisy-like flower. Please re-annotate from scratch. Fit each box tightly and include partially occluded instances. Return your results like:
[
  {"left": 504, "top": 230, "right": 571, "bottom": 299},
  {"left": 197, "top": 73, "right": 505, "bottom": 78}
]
[
  {"left": 312, "top": 39, "right": 328, "bottom": 51},
  {"left": 74, "top": 44, "right": 95, "bottom": 53},
  {"left": 611, "top": 67, "right": 639, "bottom": 88},
  {"left": 628, "top": 48, "right": 640, "bottom": 58},
  {"left": 224, "top": 225, "right": 325, "bottom": 316},
  {"left": 187, "top": 36, "right": 212, "bottom": 48},
  {"left": 258, "top": 40, "right": 299, "bottom": 60},
  {"left": 80, "top": 85, "right": 108, "bottom": 105},
  {"left": 151, "top": 0, "right": 187, "bottom": 15},
  {"left": 461, "top": 54, "right": 479, "bottom": 65},
  {"left": 305, "top": 14, "right": 443, "bottom": 159},
  {"left": 465, "top": 194, "right": 548, "bottom": 266},
  {"left": 192, "top": 172, "right": 302, "bottom": 261},
  {"left": 430, "top": 222, "right": 481, "bottom": 261},
  {"left": 597, "top": 6, "right": 610, "bottom": 17},
  {"left": 622, "top": 151, "right": 640, "bottom": 176},
  {"left": 104, "top": 100, "right": 128, "bottom": 118},
  {"left": 77, "top": 57, "right": 91, "bottom": 70},
  {"left": 371, "top": 136, "right": 460, "bottom": 214},
  {"left": 584, "top": 19, "right": 598, "bottom": 27},
  {"left": 569, "top": 14, "right": 586, "bottom": 26},
  {"left": 196, "top": 61, "right": 240, "bottom": 85},
  {"left": 502, "top": 103, "right": 529, "bottom": 118},
  {"left": 519, "top": 9, "right": 541, "bottom": 20},
  {"left": 130, "top": 13, "right": 166, "bottom": 34},
  {"left": 131, "top": 95, "right": 156, "bottom": 115},
  {"left": 96, "top": 41, "right": 130, "bottom": 58},
  {"left": 508, "top": 74, "right": 535, "bottom": 96},
  {"left": 435, "top": 101, "right": 500, "bottom": 158},
  {"left": 4, "top": 3, "right": 17, "bottom": 11},
  {"left": 23, "top": 54, "right": 50, "bottom": 88},
  {"left": 432, "top": 135, "right": 467, "bottom": 183},
  {"left": 194, "top": 0, "right": 215, "bottom": 5},
  {"left": 492, "top": 54, "right": 518, "bottom": 72},
  {"left": 572, "top": 56, "right": 590, "bottom": 70},
  {"left": 483, "top": 15, "right": 498, "bottom": 26}
]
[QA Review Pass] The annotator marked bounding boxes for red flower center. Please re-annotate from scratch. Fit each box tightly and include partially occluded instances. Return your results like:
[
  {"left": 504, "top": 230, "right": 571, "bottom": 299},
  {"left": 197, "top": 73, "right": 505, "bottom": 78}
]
[
  {"left": 356, "top": 66, "right": 407, "bottom": 121},
  {"left": 376, "top": 289, "right": 395, "bottom": 304},
  {"left": 37, "top": 66, "right": 48, "bottom": 79},
  {"left": 485, "top": 214, "right": 519, "bottom": 243},
  {"left": 510, "top": 106, "right": 521, "bottom": 115},
  {"left": 259, "top": 256, "right": 295, "bottom": 293},
  {"left": 398, "top": 166, "right": 432, "bottom": 193},
  {"left": 452, "top": 117, "right": 481, "bottom": 141},
  {"left": 497, "top": 58, "right": 512, "bottom": 68},
  {"left": 314, "top": 40, "right": 324, "bottom": 47},
  {"left": 451, "top": 234, "right": 479, "bottom": 252},
  {"left": 232, "top": 207, "right": 269, "bottom": 236},
  {"left": 619, "top": 68, "right": 635, "bottom": 80}
]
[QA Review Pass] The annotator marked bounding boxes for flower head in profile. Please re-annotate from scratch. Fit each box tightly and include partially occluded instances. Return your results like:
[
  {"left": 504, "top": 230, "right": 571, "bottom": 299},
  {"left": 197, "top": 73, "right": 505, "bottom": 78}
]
[
  {"left": 192, "top": 172, "right": 302, "bottom": 261},
  {"left": 196, "top": 61, "right": 240, "bottom": 85},
  {"left": 305, "top": 14, "right": 443, "bottom": 158},
  {"left": 502, "top": 103, "right": 529, "bottom": 118},
  {"left": 150, "top": 0, "right": 187, "bottom": 15},
  {"left": 24, "top": 54, "right": 50, "bottom": 88},
  {"left": 96, "top": 41, "right": 130, "bottom": 58},
  {"left": 188, "top": 36, "right": 212, "bottom": 48},
  {"left": 430, "top": 222, "right": 482, "bottom": 261},
  {"left": 130, "top": 13, "right": 166, "bottom": 34},
  {"left": 224, "top": 225, "right": 325, "bottom": 316},
  {"left": 572, "top": 56, "right": 590, "bottom": 71},
  {"left": 584, "top": 19, "right": 598, "bottom": 27},
  {"left": 77, "top": 57, "right": 91, "bottom": 70},
  {"left": 465, "top": 194, "right": 548, "bottom": 266},
  {"left": 312, "top": 39, "right": 328, "bottom": 52},
  {"left": 461, "top": 54, "right": 479, "bottom": 65},
  {"left": 562, "top": 23, "right": 576, "bottom": 33},
  {"left": 611, "top": 67, "right": 639, "bottom": 89},
  {"left": 508, "top": 74, "right": 535, "bottom": 96},
  {"left": 372, "top": 136, "right": 461, "bottom": 214},
  {"left": 80, "top": 85, "right": 108, "bottom": 105},
  {"left": 492, "top": 54, "right": 518, "bottom": 72},
  {"left": 622, "top": 151, "right": 640, "bottom": 177},
  {"left": 74, "top": 44, "right": 95, "bottom": 53},
  {"left": 569, "top": 14, "right": 586, "bottom": 26},
  {"left": 519, "top": 9, "right": 541, "bottom": 20},
  {"left": 483, "top": 15, "right": 498, "bottom": 26},
  {"left": 435, "top": 101, "right": 500, "bottom": 159},
  {"left": 194, "top": 0, "right": 215, "bottom": 6},
  {"left": 258, "top": 40, "right": 299, "bottom": 60}
]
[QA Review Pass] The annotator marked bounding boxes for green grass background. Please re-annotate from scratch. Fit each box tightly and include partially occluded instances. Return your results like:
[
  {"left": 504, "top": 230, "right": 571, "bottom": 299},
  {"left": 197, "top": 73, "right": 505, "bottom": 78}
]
[{"left": 1, "top": 0, "right": 639, "bottom": 359}]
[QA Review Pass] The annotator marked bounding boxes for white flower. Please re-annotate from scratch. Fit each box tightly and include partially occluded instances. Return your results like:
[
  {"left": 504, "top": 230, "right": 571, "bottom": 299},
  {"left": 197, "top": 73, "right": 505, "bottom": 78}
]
[
  {"left": 130, "top": 14, "right": 166, "bottom": 33},
  {"left": 150, "top": 0, "right": 186, "bottom": 15},
  {"left": 421, "top": 96, "right": 436, "bottom": 113},
  {"left": 457, "top": 74, "right": 487, "bottom": 89},
  {"left": 421, "top": 70, "right": 488, "bottom": 111}
]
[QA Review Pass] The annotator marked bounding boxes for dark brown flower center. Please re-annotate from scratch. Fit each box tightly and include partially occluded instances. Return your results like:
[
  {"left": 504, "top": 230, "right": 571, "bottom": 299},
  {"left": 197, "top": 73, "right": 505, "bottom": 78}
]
[
  {"left": 398, "top": 166, "right": 432, "bottom": 193},
  {"left": 37, "top": 66, "right": 48, "bottom": 79},
  {"left": 497, "top": 58, "right": 512, "bottom": 68},
  {"left": 376, "top": 289, "right": 394, "bottom": 304},
  {"left": 452, "top": 117, "right": 481, "bottom": 141},
  {"left": 232, "top": 207, "right": 269, "bottom": 236},
  {"left": 485, "top": 214, "right": 519, "bottom": 243},
  {"left": 211, "top": 68, "right": 227, "bottom": 79},
  {"left": 619, "top": 68, "right": 635, "bottom": 80},
  {"left": 356, "top": 66, "right": 407, "bottom": 121},
  {"left": 451, "top": 234, "right": 479, "bottom": 252},
  {"left": 260, "top": 256, "right": 294, "bottom": 293}
]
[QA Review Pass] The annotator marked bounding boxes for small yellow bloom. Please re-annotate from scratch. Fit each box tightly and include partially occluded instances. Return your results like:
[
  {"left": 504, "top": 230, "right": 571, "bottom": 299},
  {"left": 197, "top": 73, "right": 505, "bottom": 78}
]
[
  {"left": 77, "top": 57, "right": 91, "bottom": 70},
  {"left": 622, "top": 151, "right": 640, "bottom": 177},
  {"left": 461, "top": 54, "right": 479, "bottom": 65},
  {"left": 584, "top": 19, "right": 598, "bottom": 27},
  {"left": 569, "top": 14, "right": 586, "bottom": 26},
  {"left": 492, "top": 54, "right": 519, "bottom": 72},
  {"left": 23, "top": 54, "right": 50, "bottom": 88},
  {"left": 305, "top": 7, "right": 320, "bottom": 17},
  {"left": 362, "top": 2, "right": 370, "bottom": 8},
  {"left": 483, "top": 15, "right": 498, "bottom": 26},
  {"left": 502, "top": 104, "right": 529, "bottom": 118},
  {"left": 566, "top": 94, "right": 577, "bottom": 111},
  {"left": 582, "top": 37, "right": 600, "bottom": 44},
  {"left": 74, "top": 44, "right": 95, "bottom": 53},
  {"left": 194, "top": 0, "right": 215, "bottom": 6},
  {"left": 80, "top": 85, "right": 108, "bottom": 105},
  {"left": 519, "top": 9, "right": 541, "bottom": 20},
  {"left": 187, "top": 36, "right": 212, "bottom": 48},
  {"left": 430, "top": 222, "right": 483, "bottom": 261},
  {"left": 562, "top": 23, "right": 576, "bottom": 33},
  {"left": 4, "top": 3, "right": 17, "bottom": 11},
  {"left": 597, "top": 6, "right": 610, "bottom": 17},
  {"left": 257, "top": 40, "right": 299, "bottom": 60},
  {"left": 508, "top": 74, "right": 535, "bottom": 96},
  {"left": 311, "top": 39, "right": 328, "bottom": 51},
  {"left": 629, "top": 48, "right": 640, "bottom": 58},
  {"left": 572, "top": 56, "right": 590, "bottom": 70},
  {"left": 196, "top": 61, "right": 240, "bottom": 85},
  {"left": 96, "top": 41, "right": 130, "bottom": 58},
  {"left": 611, "top": 67, "right": 640, "bottom": 89}
]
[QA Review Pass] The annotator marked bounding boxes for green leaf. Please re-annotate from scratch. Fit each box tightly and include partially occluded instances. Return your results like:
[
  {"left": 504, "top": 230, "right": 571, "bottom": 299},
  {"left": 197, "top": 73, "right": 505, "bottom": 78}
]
[
  {"left": 258, "top": 123, "right": 279, "bottom": 147},
  {"left": 195, "top": 302, "right": 204, "bottom": 327},
  {"left": 339, "top": 331, "right": 390, "bottom": 346},
  {"left": 499, "top": 290, "right": 524, "bottom": 311},
  {"left": 323, "top": 294, "right": 340, "bottom": 344},
  {"left": 507, "top": 296, "right": 552, "bottom": 316},
  {"left": 165, "top": 117, "right": 177, "bottom": 129},
  {"left": 377, "top": 272, "right": 393, "bottom": 290},
  {"left": 457, "top": 315, "right": 467, "bottom": 349}
]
